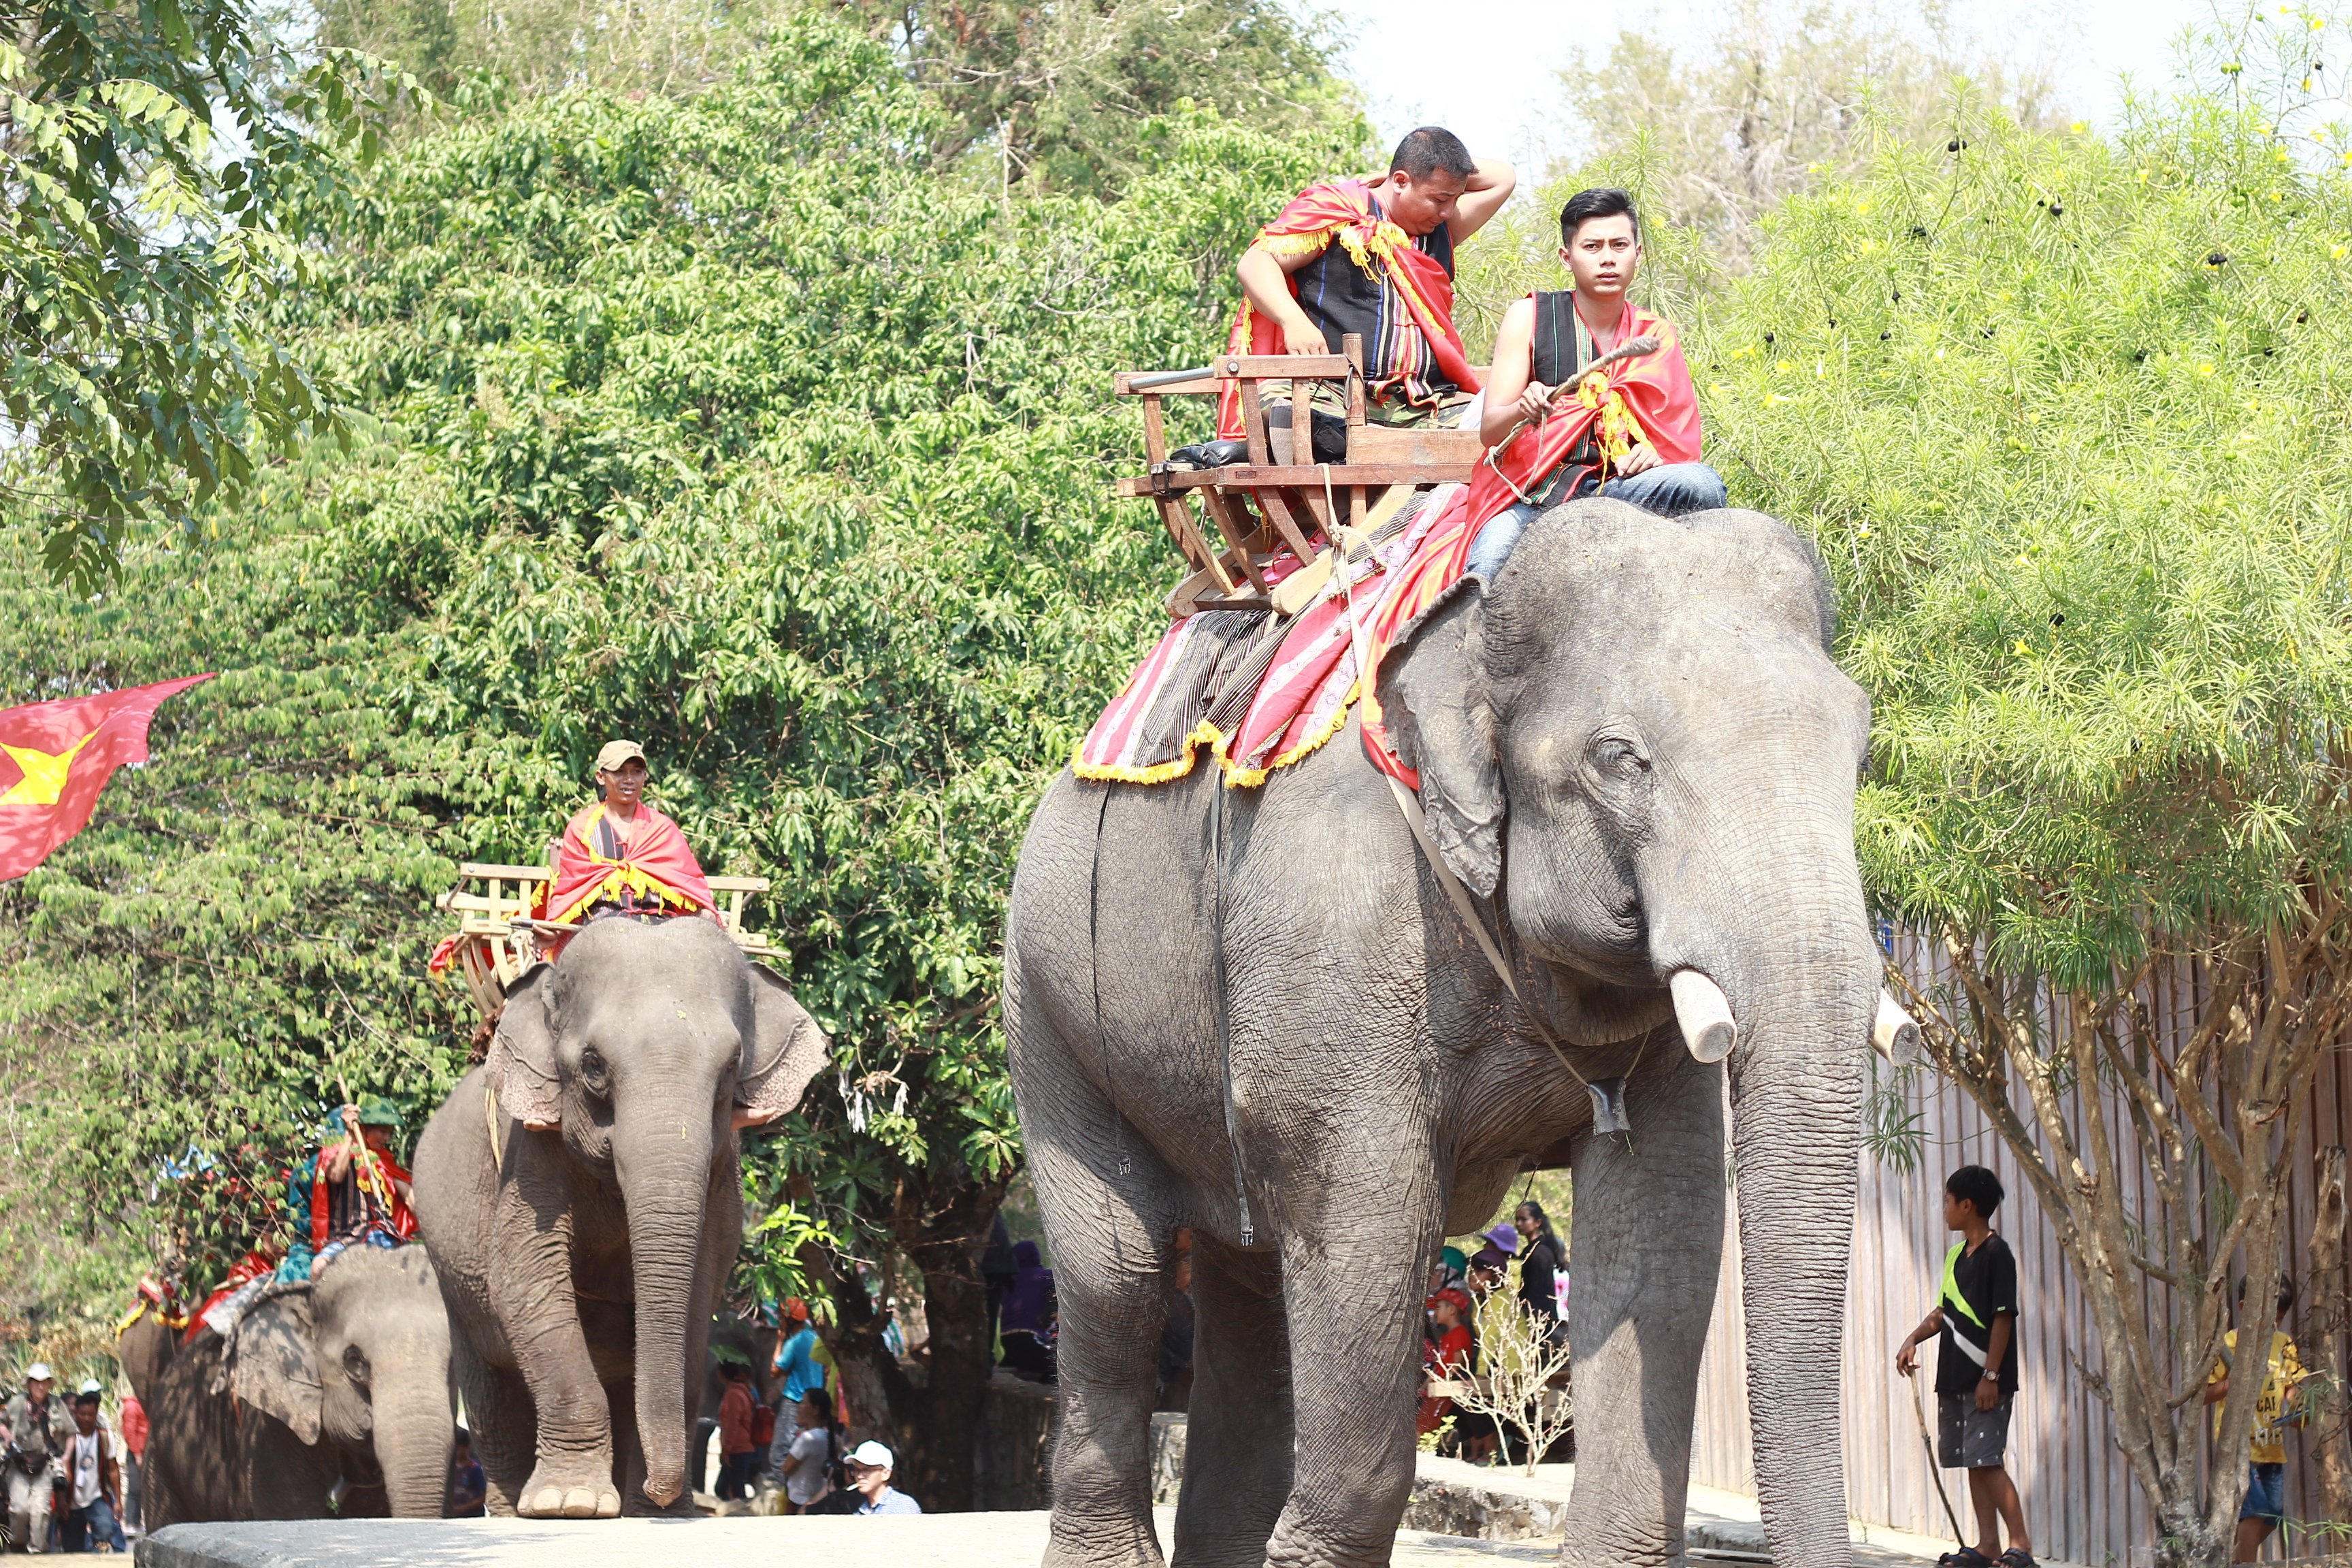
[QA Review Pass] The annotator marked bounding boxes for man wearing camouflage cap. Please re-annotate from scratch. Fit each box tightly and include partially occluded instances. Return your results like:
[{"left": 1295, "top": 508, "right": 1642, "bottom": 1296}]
[{"left": 539, "top": 740, "right": 715, "bottom": 932}]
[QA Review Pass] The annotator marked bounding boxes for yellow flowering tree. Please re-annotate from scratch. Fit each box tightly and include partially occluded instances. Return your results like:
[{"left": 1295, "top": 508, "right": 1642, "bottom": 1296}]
[{"left": 1699, "top": 10, "right": 2352, "bottom": 1561}]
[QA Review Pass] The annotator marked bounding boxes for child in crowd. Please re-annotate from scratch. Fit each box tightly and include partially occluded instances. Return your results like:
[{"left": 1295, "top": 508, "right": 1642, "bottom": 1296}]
[
  {"left": 2205, "top": 1277, "right": 2306, "bottom": 1563},
  {"left": 1896, "top": 1164, "right": 2032, "bottom": 1568}
]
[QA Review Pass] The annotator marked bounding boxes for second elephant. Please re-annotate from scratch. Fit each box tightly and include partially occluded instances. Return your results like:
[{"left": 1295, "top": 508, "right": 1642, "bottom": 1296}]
[
  {"left": 137, "top": 1244, "right": 454, "bottom": 1526},
  {"left": 412, "top": 915, "right": 828, "bottom": 1518}
]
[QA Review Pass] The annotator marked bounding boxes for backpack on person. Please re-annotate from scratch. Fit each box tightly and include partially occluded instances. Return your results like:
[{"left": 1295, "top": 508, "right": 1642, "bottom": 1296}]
[{"left": 749, "top": 1401, "right": 777, "bottom": 1450}]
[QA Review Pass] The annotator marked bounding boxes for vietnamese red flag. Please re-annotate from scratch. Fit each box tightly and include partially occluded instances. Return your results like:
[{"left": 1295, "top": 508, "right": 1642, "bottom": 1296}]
[{"left": 0, "top": 674, "right": 217, "bottom": 881}]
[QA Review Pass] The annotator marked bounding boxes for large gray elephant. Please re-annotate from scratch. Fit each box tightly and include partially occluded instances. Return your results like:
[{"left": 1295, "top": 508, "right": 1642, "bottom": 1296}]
[
  {"left": 138, "top": 1245, "right": 454, "bottom": 1526},
  {"left": 1006, "top": 500, "right": 1887, "bottom": 1568},
  {"left": 412, "top": 915, "right": 828, "bottom": 1518}
]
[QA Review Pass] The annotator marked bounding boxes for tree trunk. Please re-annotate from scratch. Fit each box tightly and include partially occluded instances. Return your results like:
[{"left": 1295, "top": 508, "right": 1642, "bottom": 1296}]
[
  {"left": 798, "top": 1156, "right": 1011, "bottom": 1512},
  {"left": 2312, "top": 1146, "right": 2350, "bottom": 1541}
]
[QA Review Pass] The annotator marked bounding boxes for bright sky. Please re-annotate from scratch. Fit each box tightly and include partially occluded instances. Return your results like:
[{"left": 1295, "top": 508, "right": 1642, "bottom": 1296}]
[{"left": 1339, "top": 0, "right": 2230, "bottom": 174}]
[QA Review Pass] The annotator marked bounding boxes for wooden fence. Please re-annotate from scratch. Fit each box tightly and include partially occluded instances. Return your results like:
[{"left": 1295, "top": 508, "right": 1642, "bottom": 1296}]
[{"left": 1691, "top": 961, "right": 2352, "bottom": 1566}]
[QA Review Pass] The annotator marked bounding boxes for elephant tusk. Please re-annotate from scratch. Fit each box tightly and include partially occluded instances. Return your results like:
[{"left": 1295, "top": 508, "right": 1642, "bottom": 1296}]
[
  {"left": 1873, "top": 990, "right": 1923, "bottom": 1064},
  {"left": 1668, "top": 970, "right": 1737, "bottom": 1064}
]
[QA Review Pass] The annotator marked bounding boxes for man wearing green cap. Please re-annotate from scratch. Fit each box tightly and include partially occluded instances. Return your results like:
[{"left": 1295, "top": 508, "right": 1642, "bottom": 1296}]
[
  {"left": 538, "top": 740, "right": 716, "bottom": 935},
  {"left": 275, "top": 1098, "right": 416, "bottom": 1283}
]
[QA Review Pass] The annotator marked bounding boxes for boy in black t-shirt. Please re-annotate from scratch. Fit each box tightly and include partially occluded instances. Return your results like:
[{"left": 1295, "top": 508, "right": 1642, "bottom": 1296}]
[{"left": 1897, "top": 1165, "right": 2034, "bottom": 1568}]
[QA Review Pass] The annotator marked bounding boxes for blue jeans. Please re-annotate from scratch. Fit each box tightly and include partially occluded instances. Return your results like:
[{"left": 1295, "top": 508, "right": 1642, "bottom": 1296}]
[
  {"left": 2242, "top": 1460, "right": 2285, "bottom": 1521},
  {"left": 1466, "top": 461, "right": 1728, "bottom": 578},
  {"left": 62, "top": 1496, "right": 127, "bottom": 1553}
]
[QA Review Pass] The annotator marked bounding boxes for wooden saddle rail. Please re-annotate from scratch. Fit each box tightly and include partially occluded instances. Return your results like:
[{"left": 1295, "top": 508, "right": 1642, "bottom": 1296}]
[
  {"left": 434, "top": 855, "right": 775, "bottom": 1019},
  {"left": 1115, "top": 333, "right": 1484, "bottom": 615}
]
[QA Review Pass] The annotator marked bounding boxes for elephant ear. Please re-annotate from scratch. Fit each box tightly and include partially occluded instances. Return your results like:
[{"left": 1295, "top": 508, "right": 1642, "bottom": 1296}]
[
  {"left": 1377, "top": 586, "right": 1505, "bottom": 899},
  {"left": 735, "top": 966, "right": 830, "bottom": 1130},
  {"left": 489, "top": 962, "right": 564, "bottom": 1130},
  {"left": 229, "top": 1281, "right": 323, "bottom": 1444}
]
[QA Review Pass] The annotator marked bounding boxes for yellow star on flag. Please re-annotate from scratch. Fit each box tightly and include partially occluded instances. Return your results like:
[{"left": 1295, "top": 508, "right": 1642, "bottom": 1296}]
[{"left": 0, "top": 731, "right": 98, "bottom": 807}]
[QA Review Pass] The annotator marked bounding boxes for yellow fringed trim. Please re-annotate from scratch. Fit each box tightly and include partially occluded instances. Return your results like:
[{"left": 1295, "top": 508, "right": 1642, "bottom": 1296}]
[
  {"left": 1073, "top": 722, "right": 1226, "bottom": 785},
  {"left": 1215, "top": 680, "right": 1358, "bottom": 789},
  {"left": 1257, "top": 229, "right": 1336, "bottom": 257}
]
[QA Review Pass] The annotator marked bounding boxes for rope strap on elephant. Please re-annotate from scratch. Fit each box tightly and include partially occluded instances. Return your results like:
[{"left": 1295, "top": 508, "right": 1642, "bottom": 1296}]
[{"left": 1385, "top": 772, "right": 1647, "bottom": 1139}]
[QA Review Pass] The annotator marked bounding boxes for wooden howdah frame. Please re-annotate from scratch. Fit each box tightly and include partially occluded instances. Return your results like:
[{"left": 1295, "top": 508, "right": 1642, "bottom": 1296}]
[
  {"left": 434, "top": 857, "right": 775, "bottom": 1020},
  {"left": 1116, "top": 331, "right": 1484, "bottom": 615}
]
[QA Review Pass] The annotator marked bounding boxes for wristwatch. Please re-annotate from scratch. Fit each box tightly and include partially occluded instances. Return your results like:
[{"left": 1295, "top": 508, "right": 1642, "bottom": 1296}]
[{"left": 1980, "top": 1368, "right": 1999, "bottom": 1381}]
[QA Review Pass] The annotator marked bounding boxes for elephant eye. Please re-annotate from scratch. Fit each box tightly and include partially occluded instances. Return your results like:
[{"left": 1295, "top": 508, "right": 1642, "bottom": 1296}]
[
  {"left": 1590, "top": 735, "right": 1650, "bottom": 778},
  {"left": 578, "top": 1047, "right": 612, "bottom": 1098},
  {"left": 342, "top": 1345, "right": 371, "bottom": 1386}
]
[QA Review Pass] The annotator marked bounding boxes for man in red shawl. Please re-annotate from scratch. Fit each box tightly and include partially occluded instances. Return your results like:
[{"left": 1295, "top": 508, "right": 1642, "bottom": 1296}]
[
  {"left": 1463, "top": 187, "right": 1722, "bottom": 577},
  {"left": 1221, "top": 127, "right": 1514, "bottom": 454},
  {"left": 541, "top": 739, "right": 716, "bottom": 932}
]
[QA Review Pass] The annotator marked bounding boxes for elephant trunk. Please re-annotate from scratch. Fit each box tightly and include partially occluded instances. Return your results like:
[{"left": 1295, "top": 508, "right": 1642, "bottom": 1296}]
[
  {"left": 1647, "top": 808, "right": 1876, "bottom": 1566},
  {"left": 371, "top": 1388, "right": 456, "bottom": 1518},
  {"left": 619, "top": 1128, "right": 715, "bottom": 1508}
]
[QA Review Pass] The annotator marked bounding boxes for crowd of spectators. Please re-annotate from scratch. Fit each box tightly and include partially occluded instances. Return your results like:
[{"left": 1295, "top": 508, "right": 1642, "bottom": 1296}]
[
  {"left": 1, "top": 1364, "right": 132, "bottom": 1554},
  {"left": 1416, "top": 1199, "right": 1574, "bottom": 1460}
]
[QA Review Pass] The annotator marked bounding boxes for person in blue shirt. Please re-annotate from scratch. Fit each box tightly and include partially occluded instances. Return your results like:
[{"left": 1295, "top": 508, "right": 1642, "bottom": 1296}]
[
  {"left": 772, "top": 1298, "right": 825, "bottom": 1407},
  {"left": 846, "top": 1441, "right": 921, "bottom": 1515}
]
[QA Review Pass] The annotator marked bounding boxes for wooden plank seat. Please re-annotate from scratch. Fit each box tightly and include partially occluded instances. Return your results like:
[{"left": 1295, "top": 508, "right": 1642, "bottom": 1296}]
[
  {"left": 434, "top": 855, "right": 776, "bottom": 1019},
  {"left": 1117, "top": 333, "right": 1490, "bottom": 616}
]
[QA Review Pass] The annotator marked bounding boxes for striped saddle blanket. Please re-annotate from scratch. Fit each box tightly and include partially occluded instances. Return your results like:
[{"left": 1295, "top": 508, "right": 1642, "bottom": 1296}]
[{"left": 1074, "top": 486, "right": 1458, "bottom": 788}]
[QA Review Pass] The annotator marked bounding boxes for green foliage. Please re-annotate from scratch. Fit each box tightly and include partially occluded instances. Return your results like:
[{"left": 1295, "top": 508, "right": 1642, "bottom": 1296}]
[
  {"left": 1696, "top": 6, "right": 2352, "bottom": 987},
  {"left": 821, "top": 0, "right": 1360, "bottom": 195},
  {"left": 0, "top": 0, "right": 427, "bottom": 592},
  {"left": 0, "top": 12, "right": 1352, "bottom": 1352},
  {"left": 1544, "top": 0, "right": 2068, "bottom": 269}
]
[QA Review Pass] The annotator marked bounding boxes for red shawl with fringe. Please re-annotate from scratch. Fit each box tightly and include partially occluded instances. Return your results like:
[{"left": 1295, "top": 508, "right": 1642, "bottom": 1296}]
[{"left": 1218, "top": 179, "right": 1481, "bottom": 438}]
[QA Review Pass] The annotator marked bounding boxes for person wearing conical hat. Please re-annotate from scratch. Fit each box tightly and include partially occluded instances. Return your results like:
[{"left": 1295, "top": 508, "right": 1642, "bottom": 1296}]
[{"left": 539, "top": 740, "right": 715, "bottom": 932}]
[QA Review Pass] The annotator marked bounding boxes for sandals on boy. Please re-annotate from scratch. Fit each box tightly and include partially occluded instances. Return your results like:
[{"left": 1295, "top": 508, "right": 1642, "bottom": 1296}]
[
  {"left": 1998, "top": 1551, "right": 2038, "bottom": 1568},
  {"left": 1936, "top": 1551, "right": 1994, "bottom": 1568}
]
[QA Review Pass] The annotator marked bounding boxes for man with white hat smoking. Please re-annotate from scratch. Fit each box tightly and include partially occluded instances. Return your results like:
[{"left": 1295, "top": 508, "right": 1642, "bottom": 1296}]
[
  {"left": 844, "top": 1439, "right": 922, "bottom": 1515},
  {"left": 3, "top": 1362, "right": 74, "bottom": 1552}
]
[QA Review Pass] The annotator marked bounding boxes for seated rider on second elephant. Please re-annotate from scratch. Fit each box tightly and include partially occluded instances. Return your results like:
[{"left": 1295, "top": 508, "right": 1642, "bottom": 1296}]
[{"left": 276, "top": 1097, "right": 416, "bottom": 1286}]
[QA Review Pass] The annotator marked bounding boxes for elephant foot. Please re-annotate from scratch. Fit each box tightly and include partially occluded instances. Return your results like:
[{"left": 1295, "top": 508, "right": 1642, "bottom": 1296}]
[{"left": 517, "top": 1460, "right": 621, "bottom": 1519}]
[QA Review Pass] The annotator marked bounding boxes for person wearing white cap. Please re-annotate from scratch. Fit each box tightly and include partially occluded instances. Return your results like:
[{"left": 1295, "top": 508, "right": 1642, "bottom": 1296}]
[
  {"left": 3, "top": 1362, "right": 73, "bottom": 1552},
  {"left": 844, "top": 1440, "right": 921, "bottom": 1515}
]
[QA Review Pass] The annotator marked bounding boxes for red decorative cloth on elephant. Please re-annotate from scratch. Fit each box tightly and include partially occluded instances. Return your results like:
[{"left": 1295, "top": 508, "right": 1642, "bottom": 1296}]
[
  {"left": 540, "top": 802, "right": 715, "bottom": 926},
  {"left": 1215, "top": 178, "right": 1482, "bottom": 438},
  {"left": 1078, "top": 317, "right": 1699, "bottom": 791}
]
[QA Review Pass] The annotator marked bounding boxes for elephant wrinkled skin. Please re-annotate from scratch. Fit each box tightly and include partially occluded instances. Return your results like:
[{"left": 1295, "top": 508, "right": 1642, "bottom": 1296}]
[
  {"left": 1004, "top": 500, "right": 1877, "bottom": 1568},
  {"left": 412, "top": 915, "right": 828, "bottom": 1519},
  {"left": 137, "top": 1245, "right": 454, "bottom": 1526}
]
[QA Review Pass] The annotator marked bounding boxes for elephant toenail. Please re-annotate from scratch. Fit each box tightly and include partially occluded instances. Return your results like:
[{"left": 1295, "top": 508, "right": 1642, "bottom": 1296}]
[{"left": 595, "top": 1491, "right": 620, "bottom": 1518}]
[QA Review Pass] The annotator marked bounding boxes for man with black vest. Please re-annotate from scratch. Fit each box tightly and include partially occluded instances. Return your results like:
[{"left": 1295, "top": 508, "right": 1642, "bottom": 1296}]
[{"left": 1466, "top": 187, "right": 1725, "bottom": 578}]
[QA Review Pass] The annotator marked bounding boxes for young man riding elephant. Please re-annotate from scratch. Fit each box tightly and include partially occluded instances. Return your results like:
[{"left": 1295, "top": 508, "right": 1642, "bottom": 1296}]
[
  {"left": 1177, "top": 126, "right": 1514, "bottom": 468},
  {"left": 1468, "top": 186, "right": 1727, "bottom": 577}
]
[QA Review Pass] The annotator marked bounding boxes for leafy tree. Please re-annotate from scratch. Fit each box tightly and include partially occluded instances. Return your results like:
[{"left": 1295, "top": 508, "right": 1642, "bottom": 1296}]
[
  {"left": 316, "top": 0, "right": 1356, "bottom": 201},
  {"left": 1537, "top": 0, "right": 2065, "bottom": 272},
  {"left": 0, "top": 14, "right": 1355, "bottom": 1507},
  {"left": 1696, "top": 10, "right": 2352, "bottom": 1562},
  {"left": 821, "top": 0, "right": 1356, "bottom": 194},
  {"left": 0, "top": 0, "right": 425, "bottom": 591}
]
